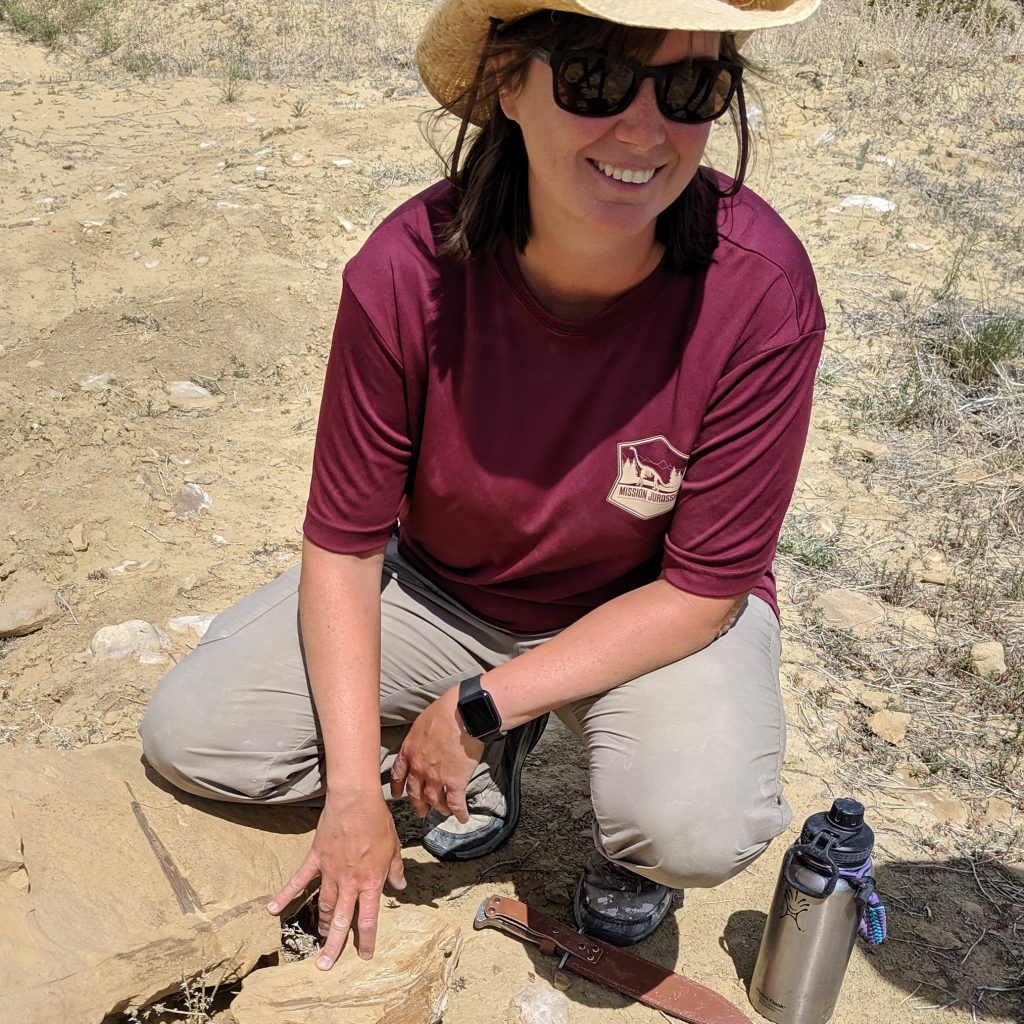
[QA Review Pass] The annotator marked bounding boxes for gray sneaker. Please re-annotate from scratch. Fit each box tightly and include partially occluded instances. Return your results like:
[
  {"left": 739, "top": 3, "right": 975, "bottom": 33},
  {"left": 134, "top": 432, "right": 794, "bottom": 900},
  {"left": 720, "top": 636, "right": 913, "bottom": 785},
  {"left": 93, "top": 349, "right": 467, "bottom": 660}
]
[
  {"left": 573, "top": 851, "right": 675, "bottom": 946},
  {"left": 421, "top": 713, "right": 549, "bottom": 861}
]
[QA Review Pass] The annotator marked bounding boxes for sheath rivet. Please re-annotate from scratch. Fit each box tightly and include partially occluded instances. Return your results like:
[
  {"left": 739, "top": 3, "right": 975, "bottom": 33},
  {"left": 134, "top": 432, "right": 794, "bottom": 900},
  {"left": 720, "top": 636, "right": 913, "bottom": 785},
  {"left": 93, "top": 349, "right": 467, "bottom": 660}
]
[{"left": 578, "top": 942, "right": 586, "bottom": 950}]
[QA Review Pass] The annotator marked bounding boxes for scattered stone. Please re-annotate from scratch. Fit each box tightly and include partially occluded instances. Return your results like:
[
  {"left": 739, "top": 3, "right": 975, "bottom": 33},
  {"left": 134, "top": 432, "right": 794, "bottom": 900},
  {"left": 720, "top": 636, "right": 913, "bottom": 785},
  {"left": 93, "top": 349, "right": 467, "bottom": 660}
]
[
  {"left": 25, "top": 358, "right": 44, "bottom": 368},
  {"left": 961, "top": 900, "right": 985, "bottom": 919},
  {"left": 852, "top": 685, "right": 892, "bottom": 711},
  {"left": 984, "top": 796, "right": 1015, "bottom": 826},
  {"left": 868, "top": 710, "right": 910, "bottom": 745},
  {"left": 337, "top": 216, "right": 354, "bottom": 233},
  {"left": 88, "top": 620, "right": 171, "bottom": 661},
  {"left": 68, "top": 523, "right": 88, "bottom": 552},
  {"left": 167, "top": 613, "right": 215, "bottom": 644},
  {"left": 970, "top": 641, "right": 1006, "bottom": 679},
  {"left": 212, "top": 534, "right": 229, "bottom": 546},
  {"left": 198, "top": 138, "right": 218, "bottom": 149},
  {"left": 889, "top": 606, "right": 938, "bottom": 640},
  {"left": 102, "top": 559, "right": 158, "bottom": 579},
  {"left": 231, "top": 907, "right": 462, "bottom": 1024},
  {"left": 309, "top": 258, "right": 330, "bottom": 271},
  {"left": 870, "top": 47, "right": 901, "bottom": 69},
  {"left": 173, "top": 482, "right": 212, "bottom": 518},
  {"left": 810, "top": 515, "right": 840, "bottom": 539},
  {"left": 906, "top": 788, "right": 971, "bottom": 828},
  {"left": 834, "top": 195, "right": 897, "bottom": 214},
  {"left": 0, "top": 744, "right": 318, "bottom": 1024},
  {"left": 913, "top": 550, "right": 951, "bottom": 585},
  {"left": 286, "top": 150, "right": 313, "bottom": 167},
  {"left": 194, "top": 255, "right": 210, "bottom": 267},
  {"left": 849, "top": 438, "right": 890, "bottom": 461},
  {"left": 0, "top": 574, "right": 60, "bottom": 637},
  {"left": 511, "top": 985, "right": 570, "bottom": 1024},
  {"left": 330, "top": 157, "right": 354, "bottom": 168},
  {"left": 144, "top": 259, "right": 160, "bottom": 269},
  {"left": 810, "top": 588, "right": 885, "bottom": 637},
  {"left": 551, "top": 970, "right": 572, "bottom": 992},
  {"left": 165, "top": 380, "right": 223, "bottom": 412},
  {"left": 76, "top": 371, "right": 112, "bottom": 391}
]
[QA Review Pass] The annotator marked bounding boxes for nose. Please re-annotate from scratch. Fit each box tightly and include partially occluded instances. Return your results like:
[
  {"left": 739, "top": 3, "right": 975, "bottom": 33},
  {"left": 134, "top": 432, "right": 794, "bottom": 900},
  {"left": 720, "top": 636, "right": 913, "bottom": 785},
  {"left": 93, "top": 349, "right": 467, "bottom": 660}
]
[{"left": 614, "top": 78, "right": 665, "bottom": 150}]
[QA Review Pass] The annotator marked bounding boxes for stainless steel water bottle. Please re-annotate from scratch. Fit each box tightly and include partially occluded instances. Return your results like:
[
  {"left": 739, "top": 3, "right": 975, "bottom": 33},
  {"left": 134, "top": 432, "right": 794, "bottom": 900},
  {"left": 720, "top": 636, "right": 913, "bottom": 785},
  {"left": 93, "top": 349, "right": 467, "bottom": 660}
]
[{"left": 748, "top": 798, "right": 875, "bottom": 1024}]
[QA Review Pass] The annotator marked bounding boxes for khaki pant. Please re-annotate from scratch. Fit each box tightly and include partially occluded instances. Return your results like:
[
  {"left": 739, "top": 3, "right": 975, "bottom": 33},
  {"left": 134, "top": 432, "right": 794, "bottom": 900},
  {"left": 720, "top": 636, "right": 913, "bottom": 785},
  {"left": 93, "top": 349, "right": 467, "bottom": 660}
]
[{"left": 140, "top": 542, "right": 791, "bottom": 889}]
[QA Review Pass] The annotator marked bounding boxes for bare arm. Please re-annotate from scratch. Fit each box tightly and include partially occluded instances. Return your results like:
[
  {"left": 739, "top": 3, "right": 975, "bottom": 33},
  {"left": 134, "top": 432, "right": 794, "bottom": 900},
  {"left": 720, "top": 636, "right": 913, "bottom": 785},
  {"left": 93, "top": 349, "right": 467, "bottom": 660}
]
[
  {"left": 392, "top": 579, "right": 747, "bottom": 816},
  {"left": 267, "top": 537, "right": 405, "bottom": 966},
  {"left": 297, "top": 537, "right": 386, "bottom": 795},
  {"left": 485, "top": 579, "right": 748, "bottom": 727}
]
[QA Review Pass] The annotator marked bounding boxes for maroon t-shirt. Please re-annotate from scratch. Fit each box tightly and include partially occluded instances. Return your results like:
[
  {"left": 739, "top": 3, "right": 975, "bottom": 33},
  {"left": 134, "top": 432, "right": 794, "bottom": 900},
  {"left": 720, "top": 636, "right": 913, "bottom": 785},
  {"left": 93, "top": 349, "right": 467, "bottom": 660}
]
[{"left": 304, "top": 180, "right": 825, "bottom": 633}]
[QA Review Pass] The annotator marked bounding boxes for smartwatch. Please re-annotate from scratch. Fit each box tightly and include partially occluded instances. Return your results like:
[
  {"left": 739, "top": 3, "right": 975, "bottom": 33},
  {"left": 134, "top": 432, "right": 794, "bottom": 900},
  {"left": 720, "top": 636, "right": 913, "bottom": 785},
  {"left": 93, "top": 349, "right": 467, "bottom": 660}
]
[{"left": 457, "top": 674, "right": 506, "bottom": 743}]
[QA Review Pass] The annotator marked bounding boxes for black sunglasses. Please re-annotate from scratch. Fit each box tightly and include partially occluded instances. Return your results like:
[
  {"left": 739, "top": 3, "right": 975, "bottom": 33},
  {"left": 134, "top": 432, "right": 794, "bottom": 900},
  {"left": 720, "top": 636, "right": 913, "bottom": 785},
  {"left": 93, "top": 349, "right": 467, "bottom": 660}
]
[{"left": 534, "top": 48, "right": 742, "bottom": 125}]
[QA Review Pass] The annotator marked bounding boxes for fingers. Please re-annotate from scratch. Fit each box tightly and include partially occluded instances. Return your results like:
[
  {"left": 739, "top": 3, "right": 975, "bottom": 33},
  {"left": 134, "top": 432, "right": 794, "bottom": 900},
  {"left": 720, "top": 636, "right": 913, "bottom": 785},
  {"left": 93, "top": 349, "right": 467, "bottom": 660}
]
[
  {"left": 445, "top": 784, "right": 470, "bottom": 826},
  {"left": 316, "top": 893, "right": 355, "bottom": 970},
  {"left": 267, "top": 857, "right": 319, "bottom": 915},
  {"left": 387, "top": 849, "right": 407, "bottom": 892},
  {"left": 389, "top": 751, "right": 408, "bottom": 800},
  {"left": 355, "top": 887, "right": 382, "bottom": 960},
  {"left": 316, "top": 882, "right": 340, "bottom": 940}
]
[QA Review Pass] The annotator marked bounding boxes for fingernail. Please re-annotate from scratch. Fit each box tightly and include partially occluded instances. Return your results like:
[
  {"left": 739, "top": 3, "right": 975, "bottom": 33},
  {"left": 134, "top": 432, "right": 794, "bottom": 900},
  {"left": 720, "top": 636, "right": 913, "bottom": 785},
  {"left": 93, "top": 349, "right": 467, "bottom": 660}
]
[
  {"left": 267, "top": 902, "right": 280, "bottom": 914},
  {"left": 360, "top": 950, "right": 372, "bottom": 960},
  {"left": 317, "top": 956, "right": 331, "bottom": 970}
]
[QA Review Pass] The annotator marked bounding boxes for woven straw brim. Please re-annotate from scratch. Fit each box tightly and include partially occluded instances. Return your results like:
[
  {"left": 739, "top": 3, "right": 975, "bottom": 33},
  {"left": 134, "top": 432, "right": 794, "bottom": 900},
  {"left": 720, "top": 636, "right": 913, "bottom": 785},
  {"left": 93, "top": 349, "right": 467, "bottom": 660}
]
[{"left": 418, "top": 0, "right": 820, "bottom": 123}]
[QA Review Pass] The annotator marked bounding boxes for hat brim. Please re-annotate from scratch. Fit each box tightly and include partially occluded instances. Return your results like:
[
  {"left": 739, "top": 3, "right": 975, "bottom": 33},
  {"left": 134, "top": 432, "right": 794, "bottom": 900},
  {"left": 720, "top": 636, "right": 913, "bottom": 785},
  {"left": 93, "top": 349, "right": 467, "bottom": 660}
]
[{"left": 418, "top": 0, "right": 820, "bottom": 122}]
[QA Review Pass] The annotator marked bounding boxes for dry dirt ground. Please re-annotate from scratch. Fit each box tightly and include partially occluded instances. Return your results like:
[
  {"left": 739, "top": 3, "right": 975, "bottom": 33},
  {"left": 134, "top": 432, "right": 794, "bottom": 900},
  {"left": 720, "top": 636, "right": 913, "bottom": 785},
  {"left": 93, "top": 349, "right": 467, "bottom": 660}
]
[{"left": 1, "top": 2, "right": 1023, "bottom": 1022}]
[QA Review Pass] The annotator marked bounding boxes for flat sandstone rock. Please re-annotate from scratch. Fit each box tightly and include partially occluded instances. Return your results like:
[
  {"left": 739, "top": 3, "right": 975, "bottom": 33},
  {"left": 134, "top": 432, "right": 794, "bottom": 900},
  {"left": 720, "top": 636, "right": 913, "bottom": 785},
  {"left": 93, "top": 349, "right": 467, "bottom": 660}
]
[
  {"left": 231, "top": 905, "right": 463, "bottom": 1024},
  {"left": 0, "top": 743, "right": 317, "bottom": 1022}
]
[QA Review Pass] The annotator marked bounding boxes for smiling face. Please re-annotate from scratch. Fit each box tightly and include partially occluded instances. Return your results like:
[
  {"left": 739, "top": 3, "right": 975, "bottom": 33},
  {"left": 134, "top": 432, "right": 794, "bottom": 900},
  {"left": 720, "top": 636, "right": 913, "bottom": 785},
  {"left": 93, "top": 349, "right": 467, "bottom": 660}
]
[{"left": 499, "top": 30, "right": 720, "bottom": 255}]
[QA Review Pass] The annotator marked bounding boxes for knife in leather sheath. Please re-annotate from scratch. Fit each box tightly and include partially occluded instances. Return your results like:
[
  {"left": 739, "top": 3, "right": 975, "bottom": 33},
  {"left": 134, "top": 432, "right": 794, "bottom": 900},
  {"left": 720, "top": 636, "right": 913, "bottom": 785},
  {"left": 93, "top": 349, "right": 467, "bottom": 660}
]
[{"left": 474, "top": 894, "right": 753, "bottom": 1024}]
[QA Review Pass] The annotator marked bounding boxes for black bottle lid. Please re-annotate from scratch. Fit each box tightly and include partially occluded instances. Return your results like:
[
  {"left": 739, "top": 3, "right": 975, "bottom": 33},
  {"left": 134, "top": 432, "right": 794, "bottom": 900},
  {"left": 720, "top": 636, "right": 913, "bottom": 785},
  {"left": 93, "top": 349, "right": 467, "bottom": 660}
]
[{"left": 798, "top": 798, "right": 874, "bottom": 867}]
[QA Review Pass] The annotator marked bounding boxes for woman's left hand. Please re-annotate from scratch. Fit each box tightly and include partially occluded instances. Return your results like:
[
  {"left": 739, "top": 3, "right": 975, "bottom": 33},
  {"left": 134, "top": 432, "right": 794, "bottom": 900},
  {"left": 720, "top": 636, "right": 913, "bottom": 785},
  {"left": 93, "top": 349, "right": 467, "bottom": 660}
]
[{"left": 390, "top": 685, "right": 484, "bottom": 822}]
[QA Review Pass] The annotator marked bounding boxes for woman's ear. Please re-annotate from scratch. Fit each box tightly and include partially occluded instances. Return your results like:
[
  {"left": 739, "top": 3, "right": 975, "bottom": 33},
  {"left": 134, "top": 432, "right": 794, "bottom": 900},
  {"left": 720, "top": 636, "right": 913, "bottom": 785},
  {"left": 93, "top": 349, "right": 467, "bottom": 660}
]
[
  {"left": 493, "top": 53, "right": 520, "bottom": 123},
  {"left": 498, "top": 83, "right": 519, "bottom": 123}
]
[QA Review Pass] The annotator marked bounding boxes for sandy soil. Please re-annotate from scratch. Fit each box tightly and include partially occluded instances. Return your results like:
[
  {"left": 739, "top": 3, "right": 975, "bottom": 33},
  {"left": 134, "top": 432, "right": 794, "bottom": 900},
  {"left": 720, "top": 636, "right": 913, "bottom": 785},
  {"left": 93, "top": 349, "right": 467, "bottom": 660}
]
[{"left": 1, "top": 14, "right": 1022, "bottom": 1024}]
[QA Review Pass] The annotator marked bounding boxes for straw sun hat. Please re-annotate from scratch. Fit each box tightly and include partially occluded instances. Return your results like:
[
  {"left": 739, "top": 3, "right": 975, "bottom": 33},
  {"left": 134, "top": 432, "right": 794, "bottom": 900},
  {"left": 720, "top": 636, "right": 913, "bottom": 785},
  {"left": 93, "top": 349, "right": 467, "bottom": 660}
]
[{"left": 418, "top": 0, "right": 821, "bottom": 123}]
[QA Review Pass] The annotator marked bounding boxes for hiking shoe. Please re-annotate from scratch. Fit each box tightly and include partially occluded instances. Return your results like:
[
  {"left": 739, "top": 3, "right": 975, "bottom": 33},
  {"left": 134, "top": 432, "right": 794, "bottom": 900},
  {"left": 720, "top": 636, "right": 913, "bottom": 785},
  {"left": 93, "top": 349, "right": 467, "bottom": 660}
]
[
  {"left": 573, "top": 851, "right": 675, "bottom": 946},
  {"left": 422, "top": 713, "right": 549, "bottom": 861}
]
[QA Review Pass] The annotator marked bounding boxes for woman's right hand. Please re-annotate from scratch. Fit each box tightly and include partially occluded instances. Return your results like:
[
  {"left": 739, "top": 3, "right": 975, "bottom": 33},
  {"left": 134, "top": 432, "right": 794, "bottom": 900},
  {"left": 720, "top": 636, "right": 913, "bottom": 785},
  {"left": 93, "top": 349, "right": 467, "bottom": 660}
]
[{"left": 267, "top": 790, "right": 406, "bottom": 965}]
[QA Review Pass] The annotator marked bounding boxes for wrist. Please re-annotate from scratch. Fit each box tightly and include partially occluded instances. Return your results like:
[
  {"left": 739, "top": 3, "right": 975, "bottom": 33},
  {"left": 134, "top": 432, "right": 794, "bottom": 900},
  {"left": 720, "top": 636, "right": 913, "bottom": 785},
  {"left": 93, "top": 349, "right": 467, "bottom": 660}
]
[{"left": 455, "top": 673, "right": 506, "bottom": 743}]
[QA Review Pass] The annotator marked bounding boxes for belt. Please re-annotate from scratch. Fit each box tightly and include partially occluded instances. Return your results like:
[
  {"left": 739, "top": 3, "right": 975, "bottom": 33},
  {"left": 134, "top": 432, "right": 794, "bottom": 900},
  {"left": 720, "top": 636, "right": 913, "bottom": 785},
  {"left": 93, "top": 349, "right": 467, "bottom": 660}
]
[{"left": 474, "top": 895, "right": 753, "bottom": 1024}]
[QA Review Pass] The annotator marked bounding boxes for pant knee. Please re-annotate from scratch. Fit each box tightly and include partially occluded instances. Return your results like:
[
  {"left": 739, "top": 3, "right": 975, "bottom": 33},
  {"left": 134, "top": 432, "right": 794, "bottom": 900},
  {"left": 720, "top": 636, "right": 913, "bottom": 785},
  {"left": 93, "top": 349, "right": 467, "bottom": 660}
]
[
  {"left": 595, "top": 801, "right": 788, "bottom": 889},
  {"left": 139, "top": 661, "right": 214, "bottom": 796}
]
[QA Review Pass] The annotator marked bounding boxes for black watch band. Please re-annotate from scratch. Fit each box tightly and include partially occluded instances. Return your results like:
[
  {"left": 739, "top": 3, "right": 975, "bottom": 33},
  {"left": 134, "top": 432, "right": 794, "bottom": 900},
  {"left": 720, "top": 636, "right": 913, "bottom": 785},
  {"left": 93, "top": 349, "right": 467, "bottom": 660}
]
[{"left": 457, "top": 674, "right": 506, "bottom": 743}]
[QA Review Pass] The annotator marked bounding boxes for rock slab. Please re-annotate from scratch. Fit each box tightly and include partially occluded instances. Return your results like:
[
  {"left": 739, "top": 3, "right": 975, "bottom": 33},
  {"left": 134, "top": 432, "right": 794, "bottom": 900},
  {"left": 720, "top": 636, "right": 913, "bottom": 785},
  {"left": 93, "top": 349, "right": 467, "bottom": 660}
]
[
  {"left": 231, "top": 906, "right": 463, "bottom": 1024},
  {"left": 0, "top": 573, "right": 59, "bottom": 637},
  {"left": 0, "top": 743, "right": 317, "bottom": 1023},
  {"left": 810, "top": 588, "right": 886, "bottom": 637}
]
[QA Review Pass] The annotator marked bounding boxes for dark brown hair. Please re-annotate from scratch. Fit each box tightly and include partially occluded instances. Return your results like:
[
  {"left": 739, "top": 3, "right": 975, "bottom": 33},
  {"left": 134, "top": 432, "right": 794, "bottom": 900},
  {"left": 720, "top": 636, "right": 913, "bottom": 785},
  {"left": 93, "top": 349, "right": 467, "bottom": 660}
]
[{"left": 435, "top": 10, "right": 753, "bottom": 275}]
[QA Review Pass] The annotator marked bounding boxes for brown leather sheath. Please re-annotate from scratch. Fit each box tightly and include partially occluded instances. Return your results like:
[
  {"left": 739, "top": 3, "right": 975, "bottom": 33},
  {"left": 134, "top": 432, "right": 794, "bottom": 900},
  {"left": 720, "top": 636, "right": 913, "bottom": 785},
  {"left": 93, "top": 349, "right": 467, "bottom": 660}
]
[{"left": 474, "top": 894, "right": 753, "bottom": 1024}]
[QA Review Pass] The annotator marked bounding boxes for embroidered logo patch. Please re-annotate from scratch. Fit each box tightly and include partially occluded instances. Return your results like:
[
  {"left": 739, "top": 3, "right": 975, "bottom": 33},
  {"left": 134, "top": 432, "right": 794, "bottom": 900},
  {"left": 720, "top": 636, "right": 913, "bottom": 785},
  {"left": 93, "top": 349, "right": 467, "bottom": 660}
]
[{"left": 606, "top": 436, "right": 689, "bottom": 520}]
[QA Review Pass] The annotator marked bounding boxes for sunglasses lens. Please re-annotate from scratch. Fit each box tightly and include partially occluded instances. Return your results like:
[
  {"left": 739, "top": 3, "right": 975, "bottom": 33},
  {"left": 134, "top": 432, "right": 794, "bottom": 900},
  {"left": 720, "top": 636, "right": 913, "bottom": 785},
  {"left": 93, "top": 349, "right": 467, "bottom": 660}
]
[
  {"left": 547, "top": 51, "right": 738, "bottom": 123},
  {"left": 554, "top": 53, "right": 634, "bottom": 116},
  {"left": 661, "top": 64, "right": 735, "bottom": 122}
]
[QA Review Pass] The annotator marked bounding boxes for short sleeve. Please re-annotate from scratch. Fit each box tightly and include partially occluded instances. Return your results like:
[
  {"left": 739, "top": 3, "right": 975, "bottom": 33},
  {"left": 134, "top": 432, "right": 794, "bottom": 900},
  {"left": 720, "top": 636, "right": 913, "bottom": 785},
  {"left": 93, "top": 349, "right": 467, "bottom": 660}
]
[
  {"left": 661, "top": 325, "right": 824, "bottom": 598},
  {"left": 303, "top": 284, "right": 413, "bottom": 553}
]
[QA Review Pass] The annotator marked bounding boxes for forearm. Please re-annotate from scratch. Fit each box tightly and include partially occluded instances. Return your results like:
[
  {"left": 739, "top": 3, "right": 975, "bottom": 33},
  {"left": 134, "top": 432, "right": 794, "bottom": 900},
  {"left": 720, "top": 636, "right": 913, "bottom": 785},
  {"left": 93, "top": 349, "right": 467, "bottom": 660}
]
[
  {"left": 298, "top": 536, "right": 386, "bottom": 797},
  {"left": 484, "top": 580, "right": 747, "bottom": 729}
]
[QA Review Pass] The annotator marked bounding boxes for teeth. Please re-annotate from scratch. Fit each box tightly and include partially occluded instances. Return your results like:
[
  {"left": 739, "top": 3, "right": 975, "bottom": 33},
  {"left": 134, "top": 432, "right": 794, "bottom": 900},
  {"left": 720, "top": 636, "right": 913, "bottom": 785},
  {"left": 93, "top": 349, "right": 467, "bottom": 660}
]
[{"left": 596, "top": 161, "right": 654, "bottom": 184}]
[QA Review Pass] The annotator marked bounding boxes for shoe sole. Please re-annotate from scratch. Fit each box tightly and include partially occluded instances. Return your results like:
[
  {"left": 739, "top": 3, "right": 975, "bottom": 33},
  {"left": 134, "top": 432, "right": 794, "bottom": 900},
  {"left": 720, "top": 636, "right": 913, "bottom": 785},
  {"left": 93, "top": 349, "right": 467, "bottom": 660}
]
[
  {"left": 423, "top": 712, "right": 550, "bottom": 862},
  {"left": 572, "top": 873, "right": 674, "bottom": 947}
]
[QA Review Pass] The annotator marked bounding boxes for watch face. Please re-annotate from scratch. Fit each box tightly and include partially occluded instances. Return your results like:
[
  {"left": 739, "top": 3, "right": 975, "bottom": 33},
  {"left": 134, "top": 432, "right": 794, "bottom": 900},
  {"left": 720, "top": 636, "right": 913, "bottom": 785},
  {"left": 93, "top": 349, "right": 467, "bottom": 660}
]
[{"left": 460, "top": 690, "right": 501, "bottom": 737}]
